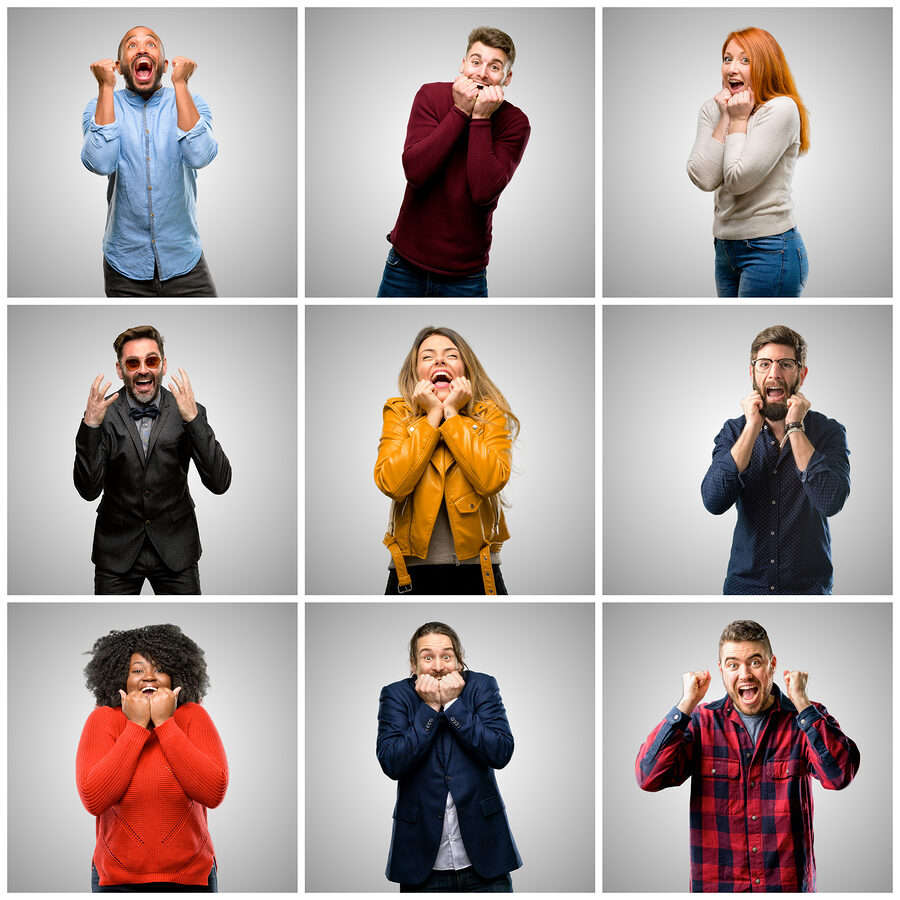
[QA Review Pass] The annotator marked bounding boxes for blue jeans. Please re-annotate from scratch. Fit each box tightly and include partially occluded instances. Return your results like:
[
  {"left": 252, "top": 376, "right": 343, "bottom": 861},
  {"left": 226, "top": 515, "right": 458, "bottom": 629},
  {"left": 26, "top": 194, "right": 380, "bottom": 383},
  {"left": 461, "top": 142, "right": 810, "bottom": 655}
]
[
  {"left": 400, "top": 867, "right": 513, "bottom": 892},
  {"left": 91, "top": 863, "right": 217, "bottom": 892},
  {"left": 377, "top": 248, "right": 488, "bottom": 297},
  {"left": 714, "top": 227, "right": 808, "bottom": 297}
]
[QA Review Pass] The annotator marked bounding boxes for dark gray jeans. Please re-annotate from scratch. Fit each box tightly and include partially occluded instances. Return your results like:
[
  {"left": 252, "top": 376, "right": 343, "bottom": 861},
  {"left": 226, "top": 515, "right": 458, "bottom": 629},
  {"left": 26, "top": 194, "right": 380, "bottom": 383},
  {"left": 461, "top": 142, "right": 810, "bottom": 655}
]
[{"left": 103, "top": 253, "right": 217, "bottom": 297}]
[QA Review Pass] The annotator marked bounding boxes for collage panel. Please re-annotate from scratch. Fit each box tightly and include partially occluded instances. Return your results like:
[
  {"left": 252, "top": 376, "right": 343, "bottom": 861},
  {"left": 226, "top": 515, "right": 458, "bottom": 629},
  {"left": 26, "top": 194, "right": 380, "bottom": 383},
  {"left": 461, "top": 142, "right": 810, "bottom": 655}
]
[
  {"left": 603, "top": 601, "right": 890, "bottom": 892},
  {"left": 603, "top": 304, "right": 891, "bottom": 595},
  {"left": 305, "top": 304, "right": 594, "bottom": 596},
  {"left": 8, "top": 6, "right": 297, "bottom": 299},
  {"left": 603, "top": 6, "right": 891, "bottom": 298},
  {"left": 305, "top": 601, "right": 594, "bottom": 892},
  {"left": 8, "top": 601, "right": 298, "bottom": 892},
  {"left": 306, "top": 7, "right": 594, "bottom": 299},
  {"left": 8, "top": 304, "right": 297, "bottom": 596}
]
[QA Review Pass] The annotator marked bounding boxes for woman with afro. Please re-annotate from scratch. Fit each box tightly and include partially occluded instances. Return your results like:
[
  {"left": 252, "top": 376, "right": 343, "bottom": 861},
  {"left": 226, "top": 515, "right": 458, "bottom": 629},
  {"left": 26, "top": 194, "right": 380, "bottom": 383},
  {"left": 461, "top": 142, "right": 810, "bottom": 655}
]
[{"left": 76, "top": 624, "right": 228, "bottom": 892}]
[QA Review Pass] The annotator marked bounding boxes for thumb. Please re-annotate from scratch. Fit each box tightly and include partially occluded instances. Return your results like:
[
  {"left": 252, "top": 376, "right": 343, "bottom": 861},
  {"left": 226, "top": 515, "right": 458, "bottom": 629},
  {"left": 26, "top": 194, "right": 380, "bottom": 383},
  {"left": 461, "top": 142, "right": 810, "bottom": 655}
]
[
  {"left": 173, "top": 686, "right": 183, "bottom": 696},
  {"left": 119, "top": 689, "right": 126, "bottom": 702}
]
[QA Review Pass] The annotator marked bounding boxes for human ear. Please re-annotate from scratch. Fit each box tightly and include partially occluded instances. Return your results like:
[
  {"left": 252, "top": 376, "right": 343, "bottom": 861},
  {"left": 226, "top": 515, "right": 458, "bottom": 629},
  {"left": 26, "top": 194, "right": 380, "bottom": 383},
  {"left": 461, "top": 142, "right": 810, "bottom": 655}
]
[{"left": 504, "top": 70, "right": 513, "bottom": 87}]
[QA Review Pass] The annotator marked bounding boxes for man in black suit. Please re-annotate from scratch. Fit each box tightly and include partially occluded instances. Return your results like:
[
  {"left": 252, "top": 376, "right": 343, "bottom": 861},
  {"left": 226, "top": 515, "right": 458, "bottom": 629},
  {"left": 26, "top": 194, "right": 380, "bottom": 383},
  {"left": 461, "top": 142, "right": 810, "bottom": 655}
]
[{"left": 74, "top": 324, "right": 231, "bottom": 594}]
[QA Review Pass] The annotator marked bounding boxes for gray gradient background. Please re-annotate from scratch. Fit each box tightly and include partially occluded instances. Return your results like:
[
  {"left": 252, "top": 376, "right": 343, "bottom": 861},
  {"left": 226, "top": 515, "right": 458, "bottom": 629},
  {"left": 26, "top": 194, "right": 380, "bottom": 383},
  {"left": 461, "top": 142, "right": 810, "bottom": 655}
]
[
  {"left": 8, "top": 7, "right": 297, "bottom": 298},
  {"left": 8, "top": 602, "right": 298, "bottom": 892},
  {"left": 603, "top": 305, "right": 891, "bottom": 594},
  {"left": 305, "top": 305, "right": 595, "bottom": 594},
  {"left": 8, "top": 305, "right": 297, "bottom": 595},
  {"left": 603, "top": 7, "right": 892, "bottom": 297},
  {"left": 305, "top": 602, "right": 595, "bottom": 892},
  {"left": 305, "top": 7, "right": 595, "bottom": 298},
  {"left": 603, "top": 602, "right": 890, "bottom": 891}
]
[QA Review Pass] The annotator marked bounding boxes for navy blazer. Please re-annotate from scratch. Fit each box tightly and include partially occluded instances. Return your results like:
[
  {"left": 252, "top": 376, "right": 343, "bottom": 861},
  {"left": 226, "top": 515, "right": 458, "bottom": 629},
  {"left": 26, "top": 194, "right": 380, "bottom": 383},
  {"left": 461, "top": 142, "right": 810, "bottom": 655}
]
[
  {"left": 73, "top": 387, "right": 231, "bottom": 573},
  {"left": 377, "top": 670, "right": 522, "bottom": 884}
]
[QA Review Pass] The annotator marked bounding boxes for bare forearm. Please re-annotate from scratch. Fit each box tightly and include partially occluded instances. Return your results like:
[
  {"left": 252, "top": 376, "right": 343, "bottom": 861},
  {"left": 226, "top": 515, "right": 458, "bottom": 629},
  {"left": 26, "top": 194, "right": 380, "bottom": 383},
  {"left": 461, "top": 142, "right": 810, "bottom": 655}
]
[
  {"left": 788, "top": 430, "right": 815, "bottom": 471},
  {"left": 711, "top": 113, "right": 729, "bottom": 143},
  {"left": 174, "top": 82, "right": 200, "bottom": 130},
  {"left": 95, "top": 85, "right": 115, "bottom": 125},
  {"left": 730, "top": 421, "right": 760, "bottom": 472},
  {"left": 727, "top": 117, "right": 748, "bottom": 136}
]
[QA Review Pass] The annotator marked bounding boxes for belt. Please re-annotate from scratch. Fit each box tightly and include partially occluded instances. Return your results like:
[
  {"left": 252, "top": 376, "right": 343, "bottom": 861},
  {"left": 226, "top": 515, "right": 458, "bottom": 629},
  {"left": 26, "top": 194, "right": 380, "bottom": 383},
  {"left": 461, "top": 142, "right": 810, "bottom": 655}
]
[{"left": 384, "top": 534, "right": 498, "bottom": 595}]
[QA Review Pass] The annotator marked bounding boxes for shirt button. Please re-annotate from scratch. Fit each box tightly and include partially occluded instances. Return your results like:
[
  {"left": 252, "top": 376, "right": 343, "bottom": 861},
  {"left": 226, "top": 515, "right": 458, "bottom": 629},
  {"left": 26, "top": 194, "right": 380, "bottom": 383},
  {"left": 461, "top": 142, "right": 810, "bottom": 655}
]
[
  {"left": 770, "top": 531, "right": 775, "bottom": 536},
  {"left": 751, "top": 814, "right": 758, "bottom": 821},
  {"left": 800, "top": 718, "right": 806, "bottom": 725},
  {"left": 150, "top": 213, "right": 154, "bottom": 218},
  {"left": 755, "top": 878, "right": 761, "bottom": 884},
  {"left": 750, "top": 781, "right": 755, "bottom": 788},
  {"left": 144, "top": 490, "right": 151, "bottom": 497},
  {"left": 773, "top": 469, "right": 777, "bottom": 474},
  {"left": 151, "top": 239, "right": 156, "bottom": 244},
  {"left": 146, "top": 156, "right": 151, "bottom": 162},
  {"left": 710, "top": 767, "right": 716, "bottom": 774},
  {"left": 771, "top": 500, "right": 776, "bottom": 505},
  {"left": 148, "top": 185, "right": 152, "bottom": 191},
  {"left": 673, "top": 713, "right": 680, "bottom": 720},
  {"left": 770, "top": 559, "right": 775, "bottom": 564},
  {"left": 444, "top": 775, "right": 451, "bottom": 782},
  {"left": 145, "top": 519, "right": 151, "bottom": 525},
  {"left": 770, "top": 586, "right": 775, "bottom": 590},
  {"left": 745, "top": 751, "right": 750, "bottom": 758},
  {"left": 752, "top": 846, "right": 758, "bottom": 853}
]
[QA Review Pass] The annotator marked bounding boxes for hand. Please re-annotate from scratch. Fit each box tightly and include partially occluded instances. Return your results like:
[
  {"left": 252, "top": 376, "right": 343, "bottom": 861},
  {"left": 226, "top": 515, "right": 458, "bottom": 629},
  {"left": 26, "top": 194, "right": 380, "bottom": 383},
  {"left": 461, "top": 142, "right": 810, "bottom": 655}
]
[
  {"left": 783, "top": 669, "right": 810, "bottom": 712},
  {"left": 170, "top": 56, "right": 197, "bottom": 85},
  {"left": 472, "top": 84, "right": 504, "bottom": 119},
  {"left": 785, "top": 391, "right": 810, "bottom": 425},
  {"left": 412, "top": 379, "right": 443, "bottom": 414},
  {"left": 452, "top": 75, "right": 481, "bottom": 116},
  {"left": 149, "top": 685, "right": 182, "bottom": 726},
  {"left": 740, "top": 390, "right": 764, "bottom": 430},
  {"left": 443, "top": 376, "right": 473, "bottom": 417},
  {"left": 678, "top": 669, "right": 712, "bottom": 714},
  {"left": 169, "top": 367, "right": 198, "bottom": 422},
  {"left": 714, "top": 81, "right": 732, "bottom": 119},
  {"left": 415, "top": 674, "right": 443, "bottom": 711},
  {"left": 726, "top": 87, "right": 754, "bottom": 121},
  {"left": 90, "top": 58, "right": 119, "bottom": 89},
  {"left": 438, "top": 670, "right": 466, "bottom": 705},
  {"left": 84, "top": 374, "right": 119, "bottom": 427},
  {"left": 119, "top": 688, "right": 152, "bottom": 728}
]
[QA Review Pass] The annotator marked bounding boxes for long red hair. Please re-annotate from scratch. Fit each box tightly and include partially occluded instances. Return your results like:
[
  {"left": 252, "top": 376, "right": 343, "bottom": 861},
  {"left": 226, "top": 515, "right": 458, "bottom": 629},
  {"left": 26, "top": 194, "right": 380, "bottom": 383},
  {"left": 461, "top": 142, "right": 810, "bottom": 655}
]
[{"left": 723, "top": 27, "right": 810, "bottom": 155}]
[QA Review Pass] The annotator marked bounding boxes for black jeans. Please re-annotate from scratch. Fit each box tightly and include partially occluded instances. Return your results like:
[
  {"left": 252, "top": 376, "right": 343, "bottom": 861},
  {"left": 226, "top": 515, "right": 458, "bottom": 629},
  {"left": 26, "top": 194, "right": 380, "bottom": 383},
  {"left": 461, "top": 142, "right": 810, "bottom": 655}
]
[
  {"left": 92, "top": 863, "right": 217, "bottom": 892},
  {"left": 385, "top": 564, "right": 507, "bottom": 595},
  {"left": 94, "top": 538, "right": 201, "bottom": 595},
  {"left": 103, "top": 253, "right": 217, "bottom": 297}
]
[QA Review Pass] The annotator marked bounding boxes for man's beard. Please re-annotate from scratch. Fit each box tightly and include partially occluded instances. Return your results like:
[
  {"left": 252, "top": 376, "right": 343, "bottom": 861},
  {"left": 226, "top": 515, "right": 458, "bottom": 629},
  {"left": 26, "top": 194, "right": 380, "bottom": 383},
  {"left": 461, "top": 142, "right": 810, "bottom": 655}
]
[
  {"left": 756, "top": 377, "right": 796, "bottom": 421},
  {"left": 122, "top": 62, "right": 164, "bottom": 99},
  {"left": 124, "top": 371, "right": 160, "bottom": 405}
]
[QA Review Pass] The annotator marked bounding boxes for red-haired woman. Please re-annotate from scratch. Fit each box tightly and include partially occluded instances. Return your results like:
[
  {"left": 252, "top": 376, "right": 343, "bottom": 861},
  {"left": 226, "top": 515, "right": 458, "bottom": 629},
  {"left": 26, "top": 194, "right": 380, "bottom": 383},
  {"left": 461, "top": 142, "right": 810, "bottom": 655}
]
[
  {"left": 375, "top": 326, "right": 518, "bottom": 595},
  {"left": 687, "top": 27, "right": 810, "bottom": 297}
]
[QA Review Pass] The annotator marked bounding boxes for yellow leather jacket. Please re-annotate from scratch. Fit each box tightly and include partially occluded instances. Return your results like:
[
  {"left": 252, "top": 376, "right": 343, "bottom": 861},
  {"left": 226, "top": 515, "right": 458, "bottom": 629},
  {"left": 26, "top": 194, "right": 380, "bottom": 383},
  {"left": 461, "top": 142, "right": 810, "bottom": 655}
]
[{"left": 374, "top": 397, "right": 511, "bottom": 592}]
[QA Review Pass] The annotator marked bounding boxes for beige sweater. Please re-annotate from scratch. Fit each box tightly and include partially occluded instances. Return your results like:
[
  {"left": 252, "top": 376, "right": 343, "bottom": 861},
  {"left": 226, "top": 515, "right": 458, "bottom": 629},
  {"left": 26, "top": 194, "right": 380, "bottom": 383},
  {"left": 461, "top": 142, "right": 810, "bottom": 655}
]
[{"left": 687, "top": 95, "right": 800, "bottom": 239}]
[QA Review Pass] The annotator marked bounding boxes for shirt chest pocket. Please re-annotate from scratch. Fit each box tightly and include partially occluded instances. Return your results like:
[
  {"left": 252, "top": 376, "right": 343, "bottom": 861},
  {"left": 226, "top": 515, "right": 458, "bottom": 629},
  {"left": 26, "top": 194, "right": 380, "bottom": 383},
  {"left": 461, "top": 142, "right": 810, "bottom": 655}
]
[
  {"left": 765, "top": 757, "right": 808, "bottom": 813},
  {"left": 697, "top": 756, "right": 742, "bottom": 816}
]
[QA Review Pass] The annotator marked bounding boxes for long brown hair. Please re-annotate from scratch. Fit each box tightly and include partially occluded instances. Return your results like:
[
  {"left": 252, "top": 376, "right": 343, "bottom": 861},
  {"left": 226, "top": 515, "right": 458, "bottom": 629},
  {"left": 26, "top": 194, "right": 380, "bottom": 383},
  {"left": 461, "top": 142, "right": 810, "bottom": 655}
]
[
  {"left": 723, "top": 27, "right": 810, "bottom": 155},
  {"left": 397, "top": 326, "right": 520, "bottom": 440}
]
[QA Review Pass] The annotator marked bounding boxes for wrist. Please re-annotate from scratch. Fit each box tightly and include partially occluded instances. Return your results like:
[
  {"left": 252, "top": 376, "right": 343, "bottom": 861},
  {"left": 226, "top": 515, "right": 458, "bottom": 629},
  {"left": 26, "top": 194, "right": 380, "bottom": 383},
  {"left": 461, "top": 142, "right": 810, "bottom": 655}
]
[{"left": 676, "top": 698, "right": 697, "bottom": 715}]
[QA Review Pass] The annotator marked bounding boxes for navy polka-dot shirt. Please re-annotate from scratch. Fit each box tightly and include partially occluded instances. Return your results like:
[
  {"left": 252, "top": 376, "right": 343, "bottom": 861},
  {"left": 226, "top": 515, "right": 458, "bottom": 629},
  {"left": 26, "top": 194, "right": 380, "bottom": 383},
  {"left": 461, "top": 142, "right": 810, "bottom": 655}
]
[{"left": 701, "top": 410, "right": 850, "bottom": 594}]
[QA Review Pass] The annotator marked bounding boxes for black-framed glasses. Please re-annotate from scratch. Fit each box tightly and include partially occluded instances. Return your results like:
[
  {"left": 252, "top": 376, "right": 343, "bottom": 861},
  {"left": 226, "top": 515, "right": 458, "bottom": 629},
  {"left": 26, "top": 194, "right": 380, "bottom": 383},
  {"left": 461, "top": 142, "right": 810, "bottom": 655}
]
[
  {"left": 122, "top": 354, "right": 162, "bottom": 371},
  {"left": 751, "top": 358, "right": 799, "bottom": 374}
]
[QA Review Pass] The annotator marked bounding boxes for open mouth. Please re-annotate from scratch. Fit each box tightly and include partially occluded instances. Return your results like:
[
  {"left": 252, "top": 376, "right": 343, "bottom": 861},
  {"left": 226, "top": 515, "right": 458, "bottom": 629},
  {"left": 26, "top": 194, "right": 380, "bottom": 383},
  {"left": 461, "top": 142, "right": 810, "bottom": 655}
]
[
  {"left": 134, "top": 375, "right": 154, "bottom": 393},
  {"left": 134, "top": 58, "right": 154, "bottom": 84},
  {"left": 765, "top": 386, "right": 786, "bottom": 402},
  {"left": 431, "top": 370, "right": 453, "bottom": 387},
  {"left": 141, "top": 686, "right": 158, "bottom": 695},
  {"left": 738, "top": 683, "right": 760, "bottom": 705},
  {"left": 728, "top": 79, "right": 745, "bottom": 93}
]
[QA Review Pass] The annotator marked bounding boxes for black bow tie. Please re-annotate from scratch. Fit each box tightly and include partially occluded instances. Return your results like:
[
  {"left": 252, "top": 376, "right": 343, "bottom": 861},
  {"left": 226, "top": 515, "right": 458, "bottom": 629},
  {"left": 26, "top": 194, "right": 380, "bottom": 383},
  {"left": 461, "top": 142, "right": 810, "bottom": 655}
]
[{"left": 129, "top": 406, "right": 160, "bottom": 421}]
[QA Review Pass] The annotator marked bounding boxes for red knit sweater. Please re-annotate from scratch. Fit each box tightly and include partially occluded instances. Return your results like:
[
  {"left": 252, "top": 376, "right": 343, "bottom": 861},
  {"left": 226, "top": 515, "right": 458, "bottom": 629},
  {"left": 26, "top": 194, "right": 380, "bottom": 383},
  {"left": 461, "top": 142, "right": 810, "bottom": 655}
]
[
  {"left": 76, "top": 703, "right": 228, "bottom": 886},
  {"left": 388, "top": 82, "right": 531, "bottom": 276}
]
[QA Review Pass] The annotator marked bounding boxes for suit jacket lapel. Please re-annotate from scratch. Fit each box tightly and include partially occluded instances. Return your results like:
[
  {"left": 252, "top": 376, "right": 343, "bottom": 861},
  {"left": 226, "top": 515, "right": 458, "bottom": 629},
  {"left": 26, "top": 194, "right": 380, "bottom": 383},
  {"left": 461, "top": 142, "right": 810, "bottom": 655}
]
[
  {"left": 146, "top": 389, "right": 174, "bottom": 460},
  {"left": 114, "top": 393, "right": 146, "bottom": 464}
]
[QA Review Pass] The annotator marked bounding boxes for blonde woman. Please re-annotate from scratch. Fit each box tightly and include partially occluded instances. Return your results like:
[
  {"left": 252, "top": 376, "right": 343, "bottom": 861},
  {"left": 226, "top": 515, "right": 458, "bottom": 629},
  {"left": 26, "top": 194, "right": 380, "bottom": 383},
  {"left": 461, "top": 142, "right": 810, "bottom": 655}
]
[{"left": 375, "top": 327, "right": 518, "bottom": 594}]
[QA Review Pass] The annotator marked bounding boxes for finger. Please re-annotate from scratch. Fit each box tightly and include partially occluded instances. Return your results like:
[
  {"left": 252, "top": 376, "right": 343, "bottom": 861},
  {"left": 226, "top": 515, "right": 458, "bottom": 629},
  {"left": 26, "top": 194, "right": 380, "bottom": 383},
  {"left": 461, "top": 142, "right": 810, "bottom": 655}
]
[
  {"left": 174, "top": 686, "right": 182, "bottom": 696},
  {"left": 104, "top": 392, "right": 120, "bottom": 407},
  {"left": 119, "top": 689, "right": 126, "bottom": 702}
]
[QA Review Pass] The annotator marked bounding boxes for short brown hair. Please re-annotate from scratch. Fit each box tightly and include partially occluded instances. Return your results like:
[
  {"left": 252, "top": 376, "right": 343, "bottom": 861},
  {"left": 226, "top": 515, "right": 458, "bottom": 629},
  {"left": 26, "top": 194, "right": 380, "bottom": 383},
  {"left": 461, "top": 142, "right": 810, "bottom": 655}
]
[
  {"left": 718, "top": 620, "right": 773, "bottom": 660},
  {"left": 750, "top": 325, "right": 807, "bottom": 368},
  {"left": 466, "top": 26, "right": 516, "bottom": 70},
  {"left": 408, "top": 622, "right": 467, "bottom": 672},
  {"left": 113, "top": 325, "right": 165, "bottom": 361}
]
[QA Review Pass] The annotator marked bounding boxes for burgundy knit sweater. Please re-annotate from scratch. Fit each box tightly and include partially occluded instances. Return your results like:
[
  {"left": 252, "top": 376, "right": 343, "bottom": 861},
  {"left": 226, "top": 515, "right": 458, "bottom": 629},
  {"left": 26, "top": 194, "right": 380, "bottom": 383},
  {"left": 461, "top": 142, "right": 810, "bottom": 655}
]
[
  {"left": 388, "top": 82, "right": 531, "bottom": 276},
  {"left": 76, "top": 703, "right": 228, "bottom": 886}
]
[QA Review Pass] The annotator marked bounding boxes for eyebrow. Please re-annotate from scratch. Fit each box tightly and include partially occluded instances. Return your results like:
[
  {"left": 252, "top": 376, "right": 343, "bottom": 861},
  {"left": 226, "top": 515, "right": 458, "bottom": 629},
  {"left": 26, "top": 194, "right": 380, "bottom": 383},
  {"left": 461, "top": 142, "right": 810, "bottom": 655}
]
[
  {"left": 419, "top": 646, "right": 454, "bottom": 655},
  {"left": 419, "top": 346, "right": 458, "bottom": 354},
  {"left": 723, "top": 654, "right": 763, "bottom": 663}
]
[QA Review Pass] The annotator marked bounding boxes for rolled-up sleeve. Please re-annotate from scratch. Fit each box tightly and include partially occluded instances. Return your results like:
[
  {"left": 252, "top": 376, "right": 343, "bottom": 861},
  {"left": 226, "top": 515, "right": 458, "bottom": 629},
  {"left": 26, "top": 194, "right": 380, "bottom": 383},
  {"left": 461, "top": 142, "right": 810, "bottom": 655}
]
[{"left": 81, "top": 100, "right": 121, "bottom": 175}]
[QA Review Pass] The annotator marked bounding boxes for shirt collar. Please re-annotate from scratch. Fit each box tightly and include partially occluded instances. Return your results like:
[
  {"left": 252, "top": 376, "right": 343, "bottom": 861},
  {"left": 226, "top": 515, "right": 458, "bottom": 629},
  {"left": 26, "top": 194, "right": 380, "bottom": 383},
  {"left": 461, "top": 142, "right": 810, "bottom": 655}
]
[{"left": 121, "top": 86, "right": 166, "bottom": 108}]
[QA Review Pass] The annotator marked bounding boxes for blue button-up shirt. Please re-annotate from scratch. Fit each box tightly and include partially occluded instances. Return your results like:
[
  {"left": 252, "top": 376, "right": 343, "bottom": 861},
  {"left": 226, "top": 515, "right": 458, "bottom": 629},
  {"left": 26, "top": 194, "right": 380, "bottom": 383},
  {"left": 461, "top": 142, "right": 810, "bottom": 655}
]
[
  {"left": 701, "top": 410, "right": 850, "bottom": 594},
  {"left": 81, "top": 87, "right": 217, "bottom": 280}
]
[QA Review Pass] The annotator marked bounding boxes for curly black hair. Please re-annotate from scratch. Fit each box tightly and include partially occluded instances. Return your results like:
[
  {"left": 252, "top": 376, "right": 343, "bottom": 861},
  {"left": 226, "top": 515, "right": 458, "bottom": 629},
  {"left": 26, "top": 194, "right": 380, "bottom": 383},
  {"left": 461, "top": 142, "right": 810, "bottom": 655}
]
[{"left": 84, "top": 624, "right": 210, "bottom": 708}]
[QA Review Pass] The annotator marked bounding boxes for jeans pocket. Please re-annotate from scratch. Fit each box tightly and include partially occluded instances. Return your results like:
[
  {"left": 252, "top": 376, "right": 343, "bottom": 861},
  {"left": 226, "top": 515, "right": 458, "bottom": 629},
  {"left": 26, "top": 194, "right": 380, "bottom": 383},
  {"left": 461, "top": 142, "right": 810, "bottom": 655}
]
[
  {"left": 386, "top": 248, "right": 401, "bottom": 267},
  {"left": 744, "top": 235, "right": 783, "bottom": 252}
]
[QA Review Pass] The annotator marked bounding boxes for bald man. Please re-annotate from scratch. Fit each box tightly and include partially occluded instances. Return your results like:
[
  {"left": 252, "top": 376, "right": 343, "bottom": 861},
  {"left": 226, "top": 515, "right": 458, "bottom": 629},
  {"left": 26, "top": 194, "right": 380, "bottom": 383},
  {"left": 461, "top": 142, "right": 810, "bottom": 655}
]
[{"left": 82, "top": 26, "right": 218, "bottom": 297}]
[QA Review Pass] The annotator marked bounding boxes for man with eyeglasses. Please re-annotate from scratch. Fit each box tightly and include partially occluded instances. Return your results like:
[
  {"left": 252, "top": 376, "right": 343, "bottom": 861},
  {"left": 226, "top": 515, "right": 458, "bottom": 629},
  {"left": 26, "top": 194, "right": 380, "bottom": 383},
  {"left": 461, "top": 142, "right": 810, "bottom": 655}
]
[
  {"left": 701, "top": 325, "right": 849, "bottom": 593},
  {"left": 74, "top": 325, "right": 231, "bottom": 593}
]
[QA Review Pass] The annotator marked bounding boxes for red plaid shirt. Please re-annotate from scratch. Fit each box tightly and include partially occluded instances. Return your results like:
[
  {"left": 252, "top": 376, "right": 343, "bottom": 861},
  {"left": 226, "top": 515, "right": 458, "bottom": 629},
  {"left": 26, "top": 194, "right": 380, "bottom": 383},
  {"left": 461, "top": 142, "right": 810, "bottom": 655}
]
[{"left": 636, "top": 684, "right": 859, "bottom": 892}]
